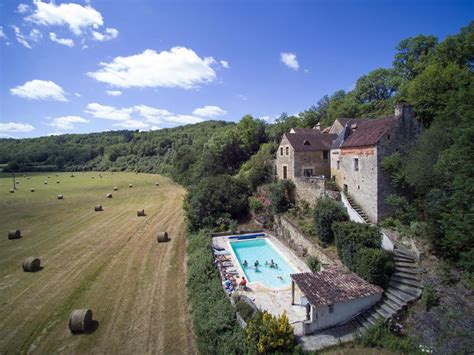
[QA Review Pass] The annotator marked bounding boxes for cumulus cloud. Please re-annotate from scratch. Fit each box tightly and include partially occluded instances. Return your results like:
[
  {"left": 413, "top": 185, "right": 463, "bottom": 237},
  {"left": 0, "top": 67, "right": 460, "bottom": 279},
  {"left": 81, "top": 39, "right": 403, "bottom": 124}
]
[
  {"left": 114, "top": 119, "right": 149, "bottom": 129},
  {"left": 106, "top": 90, "right": 122, "bottom": 96},
  {"left": 85, "top": 103, "right": 133, "bottom": 121},
  {"left": 12, "top": 26, "right": 42, "bottom": 48},
  {"left": 17, "top": 3, "right": 30, "bottom": 14},
  {"left": 133, "top": 105, "right": 172, "bottom": 122},
  {"left": 280, "top": 52, "right": 299, "bottom": 71},
  {"left": 220, "top": 60, "right": 229, "bottom": 69},
  {"left": 11, "top": 80, "right": 67, "bottom": 101},
  {"left": 0, "top": 122, "right": 35, "bottom": 133},
  {"left": 92, "top": 27, "right": 118, "bottom": 41},
  {"left": 49, "top": 32, "right": 74, "bottom": 47},
  {"left": 27, "top": 0, "right": 104, "bottom": 35},
  {"left": 51, "top": 115, "right": 89, "bottom": 130},
  {"left": 87, "top": 47, "right": 217, "bottom": 89},
  {"left": 192, "top": 105, "right": 227, "bottom": 118}
]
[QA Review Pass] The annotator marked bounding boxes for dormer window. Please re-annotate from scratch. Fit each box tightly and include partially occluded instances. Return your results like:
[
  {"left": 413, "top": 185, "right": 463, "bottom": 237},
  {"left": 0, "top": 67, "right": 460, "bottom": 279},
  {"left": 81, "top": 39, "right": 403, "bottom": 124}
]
[{"left": 303, "top": 140, "right": 311, "bottom": 146}]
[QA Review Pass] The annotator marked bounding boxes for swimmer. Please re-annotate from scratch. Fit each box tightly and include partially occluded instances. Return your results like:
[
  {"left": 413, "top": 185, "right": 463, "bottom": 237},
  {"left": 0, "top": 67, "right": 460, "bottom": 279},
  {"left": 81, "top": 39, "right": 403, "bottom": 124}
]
[{"left": 243, "top": 260, "right": 248, "bottom": 267}]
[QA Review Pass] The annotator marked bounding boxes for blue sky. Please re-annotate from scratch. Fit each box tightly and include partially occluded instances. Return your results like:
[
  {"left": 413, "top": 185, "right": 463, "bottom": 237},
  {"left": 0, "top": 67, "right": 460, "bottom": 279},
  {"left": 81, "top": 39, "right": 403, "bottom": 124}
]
[{"left": 0, "top": 0, "right": 472, "bottom": 138}]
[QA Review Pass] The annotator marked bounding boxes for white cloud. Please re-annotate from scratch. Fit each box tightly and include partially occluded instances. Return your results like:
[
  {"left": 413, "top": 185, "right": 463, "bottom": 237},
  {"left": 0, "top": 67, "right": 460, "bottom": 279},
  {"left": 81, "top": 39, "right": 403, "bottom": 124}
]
[
  {"left": 85, "top": 103, "right": 133, "bottom": 121},
  {"left": 192, "top": 105, "right": 227, "bottom": 118},
  {"left": 280, "top": 52, "right": 299, "bottom": 71},
  {"left": 27, "top": 0, "right": 103, "bottom": 36},
  {"left": 114, "top": 120, "right": 149, "bottom": 129},
  {"left": 12, "top": 26, "right": 42, "bottom": 48},
  {"left": 0, "top": 26, "right": 7, "bottom": 40},
  {"left": 51, "top": 115, "right": 89, "bottom": 130},
  {"left": 87, "top": 47, "right": 217, "bottom": 89},
  {"left": 150, "top": 125, "right": 161, "bottom": 131},
  {"left": 134, "top": 105, "right": 172, "bottom": 122},
  {"left": 11, "top": 80, "right": 67, "bottom": 101},
  {"left": 0, "top": 122, "right": 35, "bottom": 133},
  {"left": 75, "top": 92, "right": 81, "bottom": 97},
  {"left": 17, "top": 3, "right": 30, "bottom": 14},
  {"left": 92, "top": 27, "right": 118, "bottom": 41},
  {"left": 49, "top": 32, "right": 74, "bottom": 47},
  {"left": 220, "top": 60, "right": 229, "bottom": 69},
  {"left": 106, "top": 90, "right": 122, "bottom": 96},
  {"left": 163, "top": 115, "right": 203, "bottom": 124}
]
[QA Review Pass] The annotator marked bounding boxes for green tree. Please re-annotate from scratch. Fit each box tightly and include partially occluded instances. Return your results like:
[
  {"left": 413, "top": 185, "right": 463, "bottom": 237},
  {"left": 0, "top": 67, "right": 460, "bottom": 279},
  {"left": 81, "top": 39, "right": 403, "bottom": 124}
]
[
  {"left": 354, "top": 68, "right": 402, "bottom": 103},
  {"left": 356, "top": 248, "right": 394, "bottom": 287},
  {"left": 432, "top": 21, "right": 474, "bottom": 68},
  {"left": 393, "top": 34, "right": 438, "bottom": 80},
  {"left": 267, "top": 180, "right": 294, "bottom": 214},
  {"left": 313, "top": 198, "right": 349, "bottom": 245}
]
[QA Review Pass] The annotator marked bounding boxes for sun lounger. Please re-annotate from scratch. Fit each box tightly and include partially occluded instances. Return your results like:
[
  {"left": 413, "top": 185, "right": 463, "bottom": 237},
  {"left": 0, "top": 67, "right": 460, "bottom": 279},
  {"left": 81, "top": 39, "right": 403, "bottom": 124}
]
[{"left": 213, "top": 250, "right": 230, "bottom": 255}]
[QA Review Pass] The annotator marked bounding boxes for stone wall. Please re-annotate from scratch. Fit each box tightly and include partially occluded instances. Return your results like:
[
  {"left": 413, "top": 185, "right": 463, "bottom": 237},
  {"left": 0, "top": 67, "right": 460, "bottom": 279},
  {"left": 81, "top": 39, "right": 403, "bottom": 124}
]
[
  {"left": 294, "top": 151, "right": 331, "bottom": 179},
  {"left": 293, "top": 177, "right": 326, "bottom": 206},
  {"left": 273, "top": 215, "right": 339, "bottom": 267},
  {"left": 276, "top": 135, "right": 294, "bottom": 180}
]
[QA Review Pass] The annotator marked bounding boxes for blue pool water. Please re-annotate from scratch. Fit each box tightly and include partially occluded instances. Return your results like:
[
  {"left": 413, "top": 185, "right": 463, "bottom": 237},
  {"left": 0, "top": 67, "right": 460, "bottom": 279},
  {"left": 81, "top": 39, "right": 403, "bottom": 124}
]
[{"left": 230, "top": 238, "right": 295, "bottom": 288}]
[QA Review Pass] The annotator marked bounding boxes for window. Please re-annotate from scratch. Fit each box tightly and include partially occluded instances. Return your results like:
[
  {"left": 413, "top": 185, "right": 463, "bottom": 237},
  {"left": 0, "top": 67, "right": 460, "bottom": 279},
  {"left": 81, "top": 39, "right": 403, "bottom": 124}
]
[
  {"left": 280, "top": 147, "right": 283, "bottom": 156},
  {"left": 303, "top": 168, "right": 313, "bottom": 177},
  {"left": 323, "top": 151, "right": 329, "bottom": 160},
  {"left": 286, "top": 146, "right": 289, "bottom": 155},
  {"left": 387, "top": 134, "right": 391, "bottom": 140},
  {"left": 303, "top": 140, "right": 311, "bottom": 146},
  {"left": 328, "top": 304, "right": 334, "bottom": 313},
  {"left": 336, "top": 160, "right": 340, "bottom": 170},
  {"left": 354, "top": 158, "right": 359, "bottom": 171}
]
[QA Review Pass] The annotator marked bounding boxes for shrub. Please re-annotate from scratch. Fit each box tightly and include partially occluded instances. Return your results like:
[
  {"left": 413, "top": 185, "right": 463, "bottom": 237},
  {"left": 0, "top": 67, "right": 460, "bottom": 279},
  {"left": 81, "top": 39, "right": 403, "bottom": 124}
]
[
  {"left": 245, "top": 311, "right": 296, "bottom": 354},
  {"left": 184, "top": 175, "right": 250, "bottom": 231},
  {"left": 356, "top": 248, "right": 394, "bottom": 287},
  {"left": 267, "top": 180, "right": 294, "bottom": 214},
  {"left": 421, "top": 283, "right": 440, "bottom": 310},
  {"left": 235, "top": 299, "right": 257, "bottom": 323},
  {"left": 187, "top": 232, "right": 248, "bottom": 354},
  {"left": 307, "top": 255, "right": 320, "bottom": 272},
  {"left": 249, "top": 196, "right": 264, "bottom": 214},
  {"left": 313, "top": 198, "right": 349, "bottom": 245},
  {"left": 300, "top": 222, "right": 316, "bottom": 237},
  {"left": 333, "top": 221, "right": 381, "bottom": 271},
  {"left": 358, "top": 319, "right": 422, "bottom": 354}
]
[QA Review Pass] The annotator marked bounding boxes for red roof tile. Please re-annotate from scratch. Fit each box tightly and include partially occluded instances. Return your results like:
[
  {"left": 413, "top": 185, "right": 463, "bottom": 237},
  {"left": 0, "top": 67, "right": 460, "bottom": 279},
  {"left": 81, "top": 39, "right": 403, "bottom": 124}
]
[
  {"left": 284, "top": 131, "right": 337, "bottom": 152},
  {"left": 291, "top": 268, "right": 383, "bottom": 307}
]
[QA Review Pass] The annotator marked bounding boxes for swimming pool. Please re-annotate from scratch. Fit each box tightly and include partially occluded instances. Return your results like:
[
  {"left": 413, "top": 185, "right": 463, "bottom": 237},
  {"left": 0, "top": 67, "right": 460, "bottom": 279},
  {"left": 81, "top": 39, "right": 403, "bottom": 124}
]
[{"left": 229, "top": 238, "right": 296, "bottom": 289}]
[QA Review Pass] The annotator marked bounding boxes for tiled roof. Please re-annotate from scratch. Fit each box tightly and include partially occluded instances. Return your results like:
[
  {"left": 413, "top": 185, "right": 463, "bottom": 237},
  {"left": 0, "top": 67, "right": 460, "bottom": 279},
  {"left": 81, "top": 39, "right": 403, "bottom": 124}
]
[
  {"left": 341, "top": 116, "right": 397, "bottom": 148},
  {"left": 291, "top": 128, "right": 319, "bottom": 134},
  {"left": 291, "top": 268, "right": 383, "bottom": 308},
  {"left": 284, "top": 131, "right": 337, "bottom": 152}
]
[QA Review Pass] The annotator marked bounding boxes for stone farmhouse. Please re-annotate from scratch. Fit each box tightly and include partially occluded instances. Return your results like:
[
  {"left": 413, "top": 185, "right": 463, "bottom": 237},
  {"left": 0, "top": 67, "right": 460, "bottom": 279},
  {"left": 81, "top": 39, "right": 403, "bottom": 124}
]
[{"left": 276, "top": 103, "right": 420, "bottom": 223}]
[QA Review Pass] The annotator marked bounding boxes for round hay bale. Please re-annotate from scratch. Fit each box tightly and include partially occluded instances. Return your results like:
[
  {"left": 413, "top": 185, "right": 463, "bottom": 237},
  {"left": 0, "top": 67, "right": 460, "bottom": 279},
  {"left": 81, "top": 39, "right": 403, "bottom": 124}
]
[
  {"left": 8, "top": 230, "right": 21, "bottom": 240},
  {"left": 27, "top": 177, "right": 30, "bottom": 180},
  {"left": 44, "top": 181, "right": 48, "bottom": 185},
  {"left": 155, "top": 183, "right": 159, "bottom": 186},
  {"left": 56, "top": 180, "right": 60, "bottom": 184},
  {"left": 94, "top": 205, "right": 102, "bottom": 211},
  {"left": 129, "top": 184, "right": 133, "bottom": 188},
  {"left": 22, "top": 257, "right": 41, "bottom": 272},
  {"left": 91, "top": 176, "right": 95, "bottom": 179},
  {"left": 48, "top": 176, "right": 51, "bottom": 178},
  {"left": 30, "top": 188, "right": 35, "bottom": 192},
  {"left": 137, "top": 209, "right": 145, "bottom": 217},
  {"left": 55, "top": 174, "right": 59, "bottom": 177},
  {"left": 106, "top": 193, "right": 113, "bottom": 198},
  {"left": 9, "top": 189, "right": 14, "bottom": 193},
  {"left": 113, "top": 186, "right": 118, "bottom": 191},
  {"left": 69, "top": 309, "right": 93, "bottom": 333},
  {"left": 157, "top": 231, "right": 169, "bottom": 243},
  {"left": 16, "top": 181, "right": 20, "bottom": 184},
  {"left": 57, "top": 194, "right": 64, "bottom": 200}
]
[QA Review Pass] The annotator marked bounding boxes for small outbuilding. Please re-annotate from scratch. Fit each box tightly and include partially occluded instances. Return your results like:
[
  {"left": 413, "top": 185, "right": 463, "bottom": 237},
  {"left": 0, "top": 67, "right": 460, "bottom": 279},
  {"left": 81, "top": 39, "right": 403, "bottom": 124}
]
[{"left": 291, "top": 268, "right": 382, "bottom": 335}]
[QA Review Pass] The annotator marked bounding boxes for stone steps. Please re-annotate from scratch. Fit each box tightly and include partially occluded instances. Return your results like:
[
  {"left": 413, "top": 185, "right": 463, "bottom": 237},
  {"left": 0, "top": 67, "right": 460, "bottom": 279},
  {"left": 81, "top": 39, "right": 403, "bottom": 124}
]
[
  {"left": 393, "top": 271, "right": 420, "bottom": 281},
  {"left": 391, "top": 275, "right": 421, "bottom": 288}
]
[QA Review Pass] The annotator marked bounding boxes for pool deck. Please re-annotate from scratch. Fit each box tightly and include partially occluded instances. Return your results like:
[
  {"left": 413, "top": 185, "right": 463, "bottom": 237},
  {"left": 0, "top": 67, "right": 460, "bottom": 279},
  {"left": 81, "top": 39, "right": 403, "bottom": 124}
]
[{"left": 212, "top": 234, "right": 310, "bottom": 334}]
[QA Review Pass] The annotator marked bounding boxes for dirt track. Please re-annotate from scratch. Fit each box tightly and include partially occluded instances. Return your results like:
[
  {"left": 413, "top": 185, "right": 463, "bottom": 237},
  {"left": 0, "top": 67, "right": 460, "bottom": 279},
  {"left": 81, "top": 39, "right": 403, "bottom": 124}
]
[{"left": 0, "top": 172, "right": 195, "bottom": 354}]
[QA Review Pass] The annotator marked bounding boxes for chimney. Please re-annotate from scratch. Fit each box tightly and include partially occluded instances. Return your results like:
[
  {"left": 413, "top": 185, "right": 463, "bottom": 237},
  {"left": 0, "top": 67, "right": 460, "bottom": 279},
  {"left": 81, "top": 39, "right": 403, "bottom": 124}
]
[
  {"left": 314, "top": 122, "right": 321, "bottom": 131},
  {"left": 350, "top": 123, "right": 358, "bottom": 130},
  {"left": 395, "top": 102, "right": 413, "bottom": 120}
]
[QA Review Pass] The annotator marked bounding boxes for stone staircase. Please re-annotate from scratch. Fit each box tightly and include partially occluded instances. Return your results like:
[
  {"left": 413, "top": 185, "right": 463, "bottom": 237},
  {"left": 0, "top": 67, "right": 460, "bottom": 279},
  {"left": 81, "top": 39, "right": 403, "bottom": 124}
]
[
  {"left": 349, "top": 246, "right": 423, "bottom": 333},
  {"left": 345, "top": 195, "right": 370, "bottom": 224}
]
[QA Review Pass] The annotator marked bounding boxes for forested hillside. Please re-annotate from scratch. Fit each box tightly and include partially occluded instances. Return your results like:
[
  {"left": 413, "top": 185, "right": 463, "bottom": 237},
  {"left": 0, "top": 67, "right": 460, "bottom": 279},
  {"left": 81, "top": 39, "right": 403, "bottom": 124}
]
[{"left": 1, "top": 22, "right": 473, "bottom": 271}]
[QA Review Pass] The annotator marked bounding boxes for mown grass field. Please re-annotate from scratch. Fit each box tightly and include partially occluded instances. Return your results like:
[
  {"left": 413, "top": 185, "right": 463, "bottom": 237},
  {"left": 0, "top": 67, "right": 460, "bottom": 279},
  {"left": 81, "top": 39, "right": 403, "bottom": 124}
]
[{"left": 0, "top": 172, "right": 195, "bottom": 354}]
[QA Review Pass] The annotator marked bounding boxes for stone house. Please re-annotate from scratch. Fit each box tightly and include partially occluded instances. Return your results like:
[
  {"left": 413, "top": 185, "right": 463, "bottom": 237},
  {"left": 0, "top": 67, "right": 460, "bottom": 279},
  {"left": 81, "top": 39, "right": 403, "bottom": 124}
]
[
  {"left": 276, "top": 128, "right": 337, "bottom": 181},
  {"left": 291, "top": 268, "right": 383, "bottom": 334},
  {"left": 330, "top": 103, "right": 420, "bottom": 223}
]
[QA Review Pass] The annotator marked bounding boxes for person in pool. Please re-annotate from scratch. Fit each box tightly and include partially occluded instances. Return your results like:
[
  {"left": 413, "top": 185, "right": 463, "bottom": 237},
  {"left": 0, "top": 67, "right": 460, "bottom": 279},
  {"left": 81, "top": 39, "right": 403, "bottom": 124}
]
[
  {"left": 254, "top": 260, "right": 259, "bottom": 267},
  {"left": 270, "top": 259, "right": 275, "bottom": 268},
  {"left": 243, "top": 260, "right": 248, "bottom": 267}
]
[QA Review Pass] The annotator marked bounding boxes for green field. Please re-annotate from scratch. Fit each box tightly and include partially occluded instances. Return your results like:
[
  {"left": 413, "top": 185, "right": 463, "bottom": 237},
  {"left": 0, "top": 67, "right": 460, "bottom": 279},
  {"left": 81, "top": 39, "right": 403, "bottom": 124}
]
[{"left": 0, "top": 172, "right": 195, "bottom": 354}]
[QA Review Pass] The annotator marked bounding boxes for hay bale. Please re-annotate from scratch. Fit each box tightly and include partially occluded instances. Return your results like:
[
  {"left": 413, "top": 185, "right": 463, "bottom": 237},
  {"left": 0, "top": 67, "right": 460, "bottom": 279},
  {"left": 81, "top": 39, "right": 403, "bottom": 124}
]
[
  {"left": 155, "top": 183, "right": 159, "bottom": 186},
  {"left": 57, "top": 195, "right": 64, "bottom": 200},
  {"left": 9, "top": 189, "right": 14, "bottom": 193},
  {"left": 8, "top": 230, "right": 21, "bottom": 240},
  {"left": 44, "top": 181, "right": 48, "bottom": 185},
  {"left": 106, "top": 193, "right": 113, "bottom": 198},
  {"left": 129, "top": 184, "right": 133, "bottom": 188},
  {"left": 30, "top": 188, "right": 35, "bottom": 192},
  {"left": 137, "top": 209, "right": 145, "bottom": 217},
  {"left": 157, "top": 231, "right": 169, "bottom": 243},
  {"left": 113, "top": 186, "right": 118, "bottom": 191},
  {"left": 48, "top": 176, "right": 51, "bottom": 178},
  {"left": 16, "top": 181, "right": 20, "bottom": 184},
  {"left": 94, "top": 205, "right": 102, "bottom": 211},
  {"left": 27, "top": 177, "right": 30, "bottom": 180},
  {"left": 69, "top": 309, "right": 93, "bottom": 333},
  {"left": 56, "top": 180, "right": 60, "bottom": 184},
  {"left": 91, "top": 176, "right": 95, "bottom": 179},
  {"left": 55, "top": 174, "right": 59, "bottom": 177},
  {"left": 22, "top": 257, "right": 41, "bottom": 272}
]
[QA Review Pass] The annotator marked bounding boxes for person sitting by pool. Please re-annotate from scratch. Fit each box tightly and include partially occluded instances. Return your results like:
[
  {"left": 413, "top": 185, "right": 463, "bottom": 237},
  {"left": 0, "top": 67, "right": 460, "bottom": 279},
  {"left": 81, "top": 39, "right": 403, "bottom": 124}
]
[
  {"left": 239, "top": 277, "right": 247, "bottom": 290},
  {"left": 243, "top": 260, "right": 248, "bottom": 267}
]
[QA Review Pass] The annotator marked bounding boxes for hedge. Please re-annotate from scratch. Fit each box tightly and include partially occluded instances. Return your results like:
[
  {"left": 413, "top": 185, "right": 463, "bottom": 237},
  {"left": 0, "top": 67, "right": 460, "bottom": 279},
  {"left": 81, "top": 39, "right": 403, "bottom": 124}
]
[
  {"left": 187, "top": 232, "right": 247, "bottom": 354},
  {"left": 312, "top": 198, "right": 349, "bottom": 245},
  {"left": 356, "top": 248, "right": 394, "bottom": 287}
]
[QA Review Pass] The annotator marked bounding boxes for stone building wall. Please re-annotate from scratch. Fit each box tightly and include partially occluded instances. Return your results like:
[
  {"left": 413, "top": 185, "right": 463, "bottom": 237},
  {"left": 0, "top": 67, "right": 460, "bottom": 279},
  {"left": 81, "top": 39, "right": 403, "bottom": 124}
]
[
  {"left": 338, "top": 146, "right": 379, "bottom": 223},
  {"left": 293, "top": 177, "right": 326, "bottom": 206},
  {"left": 294, "top": 151, "right": 331, "bottom": 178},
  {"left": 276, "top": 135, "right": 294, "bottom": 180}
]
